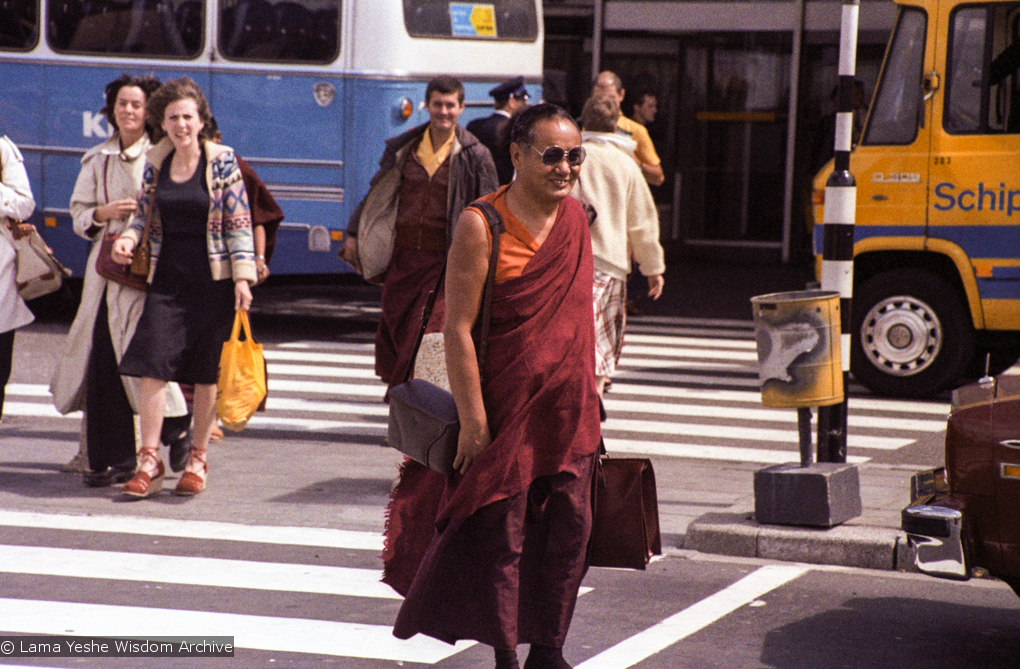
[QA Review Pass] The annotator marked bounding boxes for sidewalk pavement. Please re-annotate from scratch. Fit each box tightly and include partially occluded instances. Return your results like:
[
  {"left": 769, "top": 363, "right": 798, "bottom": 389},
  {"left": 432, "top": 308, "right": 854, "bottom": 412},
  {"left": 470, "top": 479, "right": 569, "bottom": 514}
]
[
  {"left": 244, "top": 261, "right": 932, "bottom": 574},
  {"left": 654, "top": 458, "right": 921, "bottom": 573}
]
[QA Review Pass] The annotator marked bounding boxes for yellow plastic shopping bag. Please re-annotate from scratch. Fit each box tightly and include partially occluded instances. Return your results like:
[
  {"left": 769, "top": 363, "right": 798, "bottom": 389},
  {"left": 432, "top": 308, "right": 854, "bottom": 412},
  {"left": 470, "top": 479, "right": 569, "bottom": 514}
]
[{"left": 216, "top": 309, "right": 267, "bottom": 431}]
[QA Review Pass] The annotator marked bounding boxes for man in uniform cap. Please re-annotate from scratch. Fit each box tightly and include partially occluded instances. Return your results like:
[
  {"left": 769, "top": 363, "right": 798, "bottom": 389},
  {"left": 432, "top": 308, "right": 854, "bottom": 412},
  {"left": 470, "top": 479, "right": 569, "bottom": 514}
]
[{"left": 466, "top": 76, "right": 530, "bottom": 185}]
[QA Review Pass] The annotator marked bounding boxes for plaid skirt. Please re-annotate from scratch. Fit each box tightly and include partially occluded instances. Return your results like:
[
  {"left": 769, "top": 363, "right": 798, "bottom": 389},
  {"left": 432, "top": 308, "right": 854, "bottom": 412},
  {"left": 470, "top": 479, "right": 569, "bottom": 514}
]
[{"left": 593, "top": 269, "right": 626, "bottom": 377}]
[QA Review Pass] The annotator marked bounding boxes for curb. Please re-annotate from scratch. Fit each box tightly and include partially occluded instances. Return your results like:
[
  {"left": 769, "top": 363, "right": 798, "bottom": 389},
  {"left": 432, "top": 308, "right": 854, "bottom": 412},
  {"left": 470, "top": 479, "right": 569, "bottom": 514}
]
[{"left": 683, "top": 511, "right": 918, "bottom": 572}]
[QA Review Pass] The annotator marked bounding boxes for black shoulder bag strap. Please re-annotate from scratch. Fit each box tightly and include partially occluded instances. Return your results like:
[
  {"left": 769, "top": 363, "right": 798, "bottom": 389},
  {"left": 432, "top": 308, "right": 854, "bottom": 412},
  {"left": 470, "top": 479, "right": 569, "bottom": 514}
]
[
  {"left": 402, "top": 200, "right": 504, "bottom": 385},
  {"left": 469, "top": 200, "right": 504, "bottom": 370}
]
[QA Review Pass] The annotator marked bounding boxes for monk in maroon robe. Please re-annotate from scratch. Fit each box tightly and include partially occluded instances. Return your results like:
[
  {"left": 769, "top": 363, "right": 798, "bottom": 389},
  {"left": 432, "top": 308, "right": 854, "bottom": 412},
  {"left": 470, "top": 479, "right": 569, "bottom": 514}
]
[{"left": 383, "top": 105, "right": 600, "bottom": 669}]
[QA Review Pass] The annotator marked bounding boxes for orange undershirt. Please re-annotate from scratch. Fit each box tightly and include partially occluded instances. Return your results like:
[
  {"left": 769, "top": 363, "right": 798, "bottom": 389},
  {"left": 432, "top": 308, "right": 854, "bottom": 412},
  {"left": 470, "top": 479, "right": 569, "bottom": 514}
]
[{"left": 468, "top": 185, "right": 539, "bottom": 283}]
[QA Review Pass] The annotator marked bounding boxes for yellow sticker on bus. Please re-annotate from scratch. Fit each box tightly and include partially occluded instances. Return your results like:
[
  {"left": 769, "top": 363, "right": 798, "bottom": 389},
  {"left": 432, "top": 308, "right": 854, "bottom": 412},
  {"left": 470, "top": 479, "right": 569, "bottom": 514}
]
[{"left": 450, "top": 3, "right": 497, "bottom": 37}]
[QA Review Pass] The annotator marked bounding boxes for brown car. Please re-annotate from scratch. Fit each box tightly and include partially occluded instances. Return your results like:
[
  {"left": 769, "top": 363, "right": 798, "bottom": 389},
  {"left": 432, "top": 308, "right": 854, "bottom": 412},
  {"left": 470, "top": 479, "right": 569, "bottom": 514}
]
[{"left": 902, "top": 375, "right": 1020, "bottom": 595}]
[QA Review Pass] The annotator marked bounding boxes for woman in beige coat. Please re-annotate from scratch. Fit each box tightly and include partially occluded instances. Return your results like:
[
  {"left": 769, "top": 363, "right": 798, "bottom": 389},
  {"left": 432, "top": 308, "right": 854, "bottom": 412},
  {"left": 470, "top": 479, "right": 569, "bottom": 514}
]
[
  {"left": 52, "top": 74, "right": 190, "bottom": 486},
  {"left": 0, "top": 135, "right": 36, "bottom": 421}
]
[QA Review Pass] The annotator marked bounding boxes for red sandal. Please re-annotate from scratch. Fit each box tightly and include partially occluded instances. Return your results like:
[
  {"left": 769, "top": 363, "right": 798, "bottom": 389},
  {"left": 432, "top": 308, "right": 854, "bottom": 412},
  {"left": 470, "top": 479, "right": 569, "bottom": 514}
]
[
  {"left": 174, "top": 449, "right": 207, "bottom": 496},
  {"left": 121, "top": 448, "right": 165, "bottom": 498}
]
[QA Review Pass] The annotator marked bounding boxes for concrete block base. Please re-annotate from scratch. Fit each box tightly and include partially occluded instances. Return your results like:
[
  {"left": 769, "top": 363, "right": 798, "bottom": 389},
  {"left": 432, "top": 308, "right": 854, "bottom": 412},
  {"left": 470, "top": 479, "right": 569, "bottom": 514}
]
[{"left": 754, "top": 462, "right": 862, "bottom": 527}]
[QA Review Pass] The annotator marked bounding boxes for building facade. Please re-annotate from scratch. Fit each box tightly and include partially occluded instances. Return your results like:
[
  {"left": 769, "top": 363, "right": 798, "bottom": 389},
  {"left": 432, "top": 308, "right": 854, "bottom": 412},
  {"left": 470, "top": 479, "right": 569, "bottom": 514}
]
[{"left": 543, "top": 0, "right": 897, "bottom": 262}]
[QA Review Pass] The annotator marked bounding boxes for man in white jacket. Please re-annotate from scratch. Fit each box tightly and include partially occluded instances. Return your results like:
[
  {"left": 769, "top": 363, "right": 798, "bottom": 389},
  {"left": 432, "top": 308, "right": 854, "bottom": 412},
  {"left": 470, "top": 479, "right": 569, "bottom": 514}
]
[{"left": 571, "top": 95, "right": 665, "bottom": 399}]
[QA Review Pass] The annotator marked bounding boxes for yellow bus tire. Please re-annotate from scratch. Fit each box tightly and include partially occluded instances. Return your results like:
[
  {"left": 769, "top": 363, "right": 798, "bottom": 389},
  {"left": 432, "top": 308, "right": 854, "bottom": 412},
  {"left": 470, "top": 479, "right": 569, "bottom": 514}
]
[{"left": 851, "top": 269, "right": 975, "bottom": 398}]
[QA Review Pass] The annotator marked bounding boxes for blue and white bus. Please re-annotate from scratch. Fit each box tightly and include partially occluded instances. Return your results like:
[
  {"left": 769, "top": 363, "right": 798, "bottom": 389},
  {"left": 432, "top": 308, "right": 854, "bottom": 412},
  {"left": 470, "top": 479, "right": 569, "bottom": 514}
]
[{"left": 0, "top": 0, "right": 542, "bottom": 277}]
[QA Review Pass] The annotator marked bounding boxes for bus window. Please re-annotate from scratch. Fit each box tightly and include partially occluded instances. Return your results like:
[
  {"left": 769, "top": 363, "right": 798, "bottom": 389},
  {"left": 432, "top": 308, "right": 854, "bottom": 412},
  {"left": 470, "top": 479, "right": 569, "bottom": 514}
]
[
  {"left": 863, "top": 7, "right": 927, "bottom": 145},
  {"left": 46, "top": 0, "right": 203, "bottom": 58},
  {"left": 946, "top": 3, "right": 1020, "bottom": 134},
  {"left": 0, "top": 0, "right": 38, "bottom": 51},
  {"left": 403, "top": 0, "right": 538, "bottom": 41},
  {"left": 218, "top": 0, "right": 339, "bottom": 63},
  {"left": 946, "top": 8, "right": 988, "bottom": 132}
]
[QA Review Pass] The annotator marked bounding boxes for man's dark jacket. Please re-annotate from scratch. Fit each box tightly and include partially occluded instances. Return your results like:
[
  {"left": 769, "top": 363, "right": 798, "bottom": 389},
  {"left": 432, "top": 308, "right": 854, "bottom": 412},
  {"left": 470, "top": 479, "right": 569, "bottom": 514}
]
[
  {"left": 467, "top": 113, "right": 513, "bottom": 185},
  {"left": 347, "top": 123, "right": 498, "bottom": 244}
]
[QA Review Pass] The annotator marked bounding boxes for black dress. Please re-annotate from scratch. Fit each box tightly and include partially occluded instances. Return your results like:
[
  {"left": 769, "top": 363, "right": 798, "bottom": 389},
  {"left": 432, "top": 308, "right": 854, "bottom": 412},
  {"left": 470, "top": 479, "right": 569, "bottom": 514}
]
[{"left": 119, "top": 148, "right": 235, "bottom": 385}]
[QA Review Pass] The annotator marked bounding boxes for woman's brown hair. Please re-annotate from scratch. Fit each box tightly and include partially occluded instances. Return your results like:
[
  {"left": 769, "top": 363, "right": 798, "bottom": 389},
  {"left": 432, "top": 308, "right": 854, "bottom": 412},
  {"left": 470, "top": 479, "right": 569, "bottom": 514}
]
[
  {"left": 146, "top": 76, "right": 213, "bottom": 142},
  {"left": 101, "top": 73, "right": 162, "bottom": 137}
]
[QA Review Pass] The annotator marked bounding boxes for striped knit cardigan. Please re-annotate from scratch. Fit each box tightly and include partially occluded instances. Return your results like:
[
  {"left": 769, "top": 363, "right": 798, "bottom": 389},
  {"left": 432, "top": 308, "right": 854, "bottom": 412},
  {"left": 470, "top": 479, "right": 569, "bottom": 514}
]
[{"left": 121, "top": 137, "right": 257, "bottom": 285}]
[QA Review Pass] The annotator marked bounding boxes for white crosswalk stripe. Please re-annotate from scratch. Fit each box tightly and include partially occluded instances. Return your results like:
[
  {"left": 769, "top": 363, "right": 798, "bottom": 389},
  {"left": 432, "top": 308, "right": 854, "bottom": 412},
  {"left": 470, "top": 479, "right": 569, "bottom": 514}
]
[
  {"left": 4, "top": 316, "right": 951, "bottom": 465},
  {"left": 0, "top": 510, "right": 383, "bottom": 549},
  {"left": 0, "top": 544, "right": 402, "bottom": 599},
  {"left": 602, "top": 397, "right": 945, "bottom": 432}
]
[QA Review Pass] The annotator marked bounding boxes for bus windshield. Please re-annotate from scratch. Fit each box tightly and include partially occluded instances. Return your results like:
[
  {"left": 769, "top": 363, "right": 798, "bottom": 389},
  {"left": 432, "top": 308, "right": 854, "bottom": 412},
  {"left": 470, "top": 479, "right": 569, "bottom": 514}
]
[{"left": 863, "top": 7, "right": 928, "bottom": 145}]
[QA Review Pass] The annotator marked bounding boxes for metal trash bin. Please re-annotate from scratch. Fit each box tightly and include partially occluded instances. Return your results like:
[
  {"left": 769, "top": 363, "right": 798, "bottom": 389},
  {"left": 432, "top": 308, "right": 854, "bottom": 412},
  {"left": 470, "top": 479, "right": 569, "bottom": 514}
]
[{"left": 751, "top": 290, "right": 843, "bottom": 408}]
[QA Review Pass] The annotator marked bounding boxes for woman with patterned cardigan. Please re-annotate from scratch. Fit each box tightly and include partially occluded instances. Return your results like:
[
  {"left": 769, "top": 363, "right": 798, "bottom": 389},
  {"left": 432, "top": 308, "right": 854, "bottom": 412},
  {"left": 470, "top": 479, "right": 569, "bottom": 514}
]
[{"left": 112, "top": 76, "right": 256, "bottom": 498}]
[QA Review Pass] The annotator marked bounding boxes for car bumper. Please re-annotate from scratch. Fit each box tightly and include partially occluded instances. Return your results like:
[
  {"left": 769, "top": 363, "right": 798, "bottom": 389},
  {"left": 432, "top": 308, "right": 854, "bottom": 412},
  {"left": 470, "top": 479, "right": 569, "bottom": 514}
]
[{"left": 902, "top": 467, "right": 968, "bottom": 580}]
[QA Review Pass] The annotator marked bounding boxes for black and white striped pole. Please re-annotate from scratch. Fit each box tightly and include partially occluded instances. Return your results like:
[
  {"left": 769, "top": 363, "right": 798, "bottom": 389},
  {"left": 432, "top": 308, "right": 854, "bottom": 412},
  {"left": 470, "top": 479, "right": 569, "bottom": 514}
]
[{"left": 817, "top": 0, "right": 859, "bottom": 463}]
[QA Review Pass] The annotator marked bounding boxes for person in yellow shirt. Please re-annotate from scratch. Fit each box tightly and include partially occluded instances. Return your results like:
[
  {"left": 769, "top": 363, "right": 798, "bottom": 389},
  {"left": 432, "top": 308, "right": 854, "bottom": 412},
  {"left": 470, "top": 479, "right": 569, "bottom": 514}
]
[{"left": 592, "top": 71, "right": 664, "bottom": 186}]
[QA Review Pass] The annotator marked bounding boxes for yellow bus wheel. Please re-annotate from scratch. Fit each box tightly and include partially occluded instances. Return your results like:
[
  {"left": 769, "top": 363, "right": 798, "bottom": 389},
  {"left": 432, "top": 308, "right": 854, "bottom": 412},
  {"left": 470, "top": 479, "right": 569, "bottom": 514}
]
[{"left": 851, "top": 269, "right": 975, "bottom": 398}]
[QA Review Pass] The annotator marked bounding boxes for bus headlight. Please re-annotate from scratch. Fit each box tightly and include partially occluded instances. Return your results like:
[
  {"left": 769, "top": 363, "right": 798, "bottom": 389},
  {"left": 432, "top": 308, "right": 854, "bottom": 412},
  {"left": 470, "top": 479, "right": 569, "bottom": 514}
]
[{"left": 396, "top": 97, "right": 414, "bottom": 121}]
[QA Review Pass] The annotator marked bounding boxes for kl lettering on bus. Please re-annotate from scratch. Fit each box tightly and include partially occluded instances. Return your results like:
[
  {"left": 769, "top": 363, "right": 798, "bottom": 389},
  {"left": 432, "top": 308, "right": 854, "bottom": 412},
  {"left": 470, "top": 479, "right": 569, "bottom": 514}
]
[
  {"left": 82, "top": 111, "right": 113, "bottom": 139},
  {"left": 933, "top": 182, "right": 1020, "bottom": 215}
]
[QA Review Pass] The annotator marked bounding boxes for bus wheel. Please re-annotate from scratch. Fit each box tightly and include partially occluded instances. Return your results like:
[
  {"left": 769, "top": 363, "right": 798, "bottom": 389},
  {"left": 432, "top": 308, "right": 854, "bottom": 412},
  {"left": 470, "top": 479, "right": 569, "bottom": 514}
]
[{"left": 851, "top": 269, "right": 975, "bottom": 398}]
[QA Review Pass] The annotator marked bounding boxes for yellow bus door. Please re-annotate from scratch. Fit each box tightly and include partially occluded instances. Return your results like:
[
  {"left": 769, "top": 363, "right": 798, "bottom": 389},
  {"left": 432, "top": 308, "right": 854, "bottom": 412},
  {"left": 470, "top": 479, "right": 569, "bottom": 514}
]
[{"left": 929, "top": 1, "right": 1020, "bottom": 333}]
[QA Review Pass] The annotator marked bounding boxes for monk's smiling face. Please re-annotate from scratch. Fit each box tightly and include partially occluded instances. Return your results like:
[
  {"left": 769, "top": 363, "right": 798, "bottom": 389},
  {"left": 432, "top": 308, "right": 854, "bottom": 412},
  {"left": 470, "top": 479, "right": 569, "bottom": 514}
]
[{"left": 511, "top": 117, "right": 582, "bottom": 206}]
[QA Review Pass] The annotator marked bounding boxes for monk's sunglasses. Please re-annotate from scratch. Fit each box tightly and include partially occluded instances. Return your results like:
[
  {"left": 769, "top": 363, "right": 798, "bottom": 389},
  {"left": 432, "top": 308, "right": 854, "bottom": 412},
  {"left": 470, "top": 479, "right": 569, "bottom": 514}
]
[{"left": 522, "top": 143, "right": 586, "bottom": 167}]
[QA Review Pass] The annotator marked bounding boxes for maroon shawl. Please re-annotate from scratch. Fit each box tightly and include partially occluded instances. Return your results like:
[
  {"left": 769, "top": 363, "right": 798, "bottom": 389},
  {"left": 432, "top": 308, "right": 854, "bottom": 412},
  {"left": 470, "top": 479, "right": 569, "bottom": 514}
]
[
  {"left": 236, "top": 155, "right": 283, "bottom": 261},
  {"left": 382, "top": 194, "right": 601, "bottom": 595}
]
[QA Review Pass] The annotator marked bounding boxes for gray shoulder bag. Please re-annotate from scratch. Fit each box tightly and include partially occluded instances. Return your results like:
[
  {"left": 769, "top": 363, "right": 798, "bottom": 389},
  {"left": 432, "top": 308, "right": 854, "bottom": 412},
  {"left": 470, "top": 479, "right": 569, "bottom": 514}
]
[{"left": 386, "top": 201, "right": 504, "bottom": 474}]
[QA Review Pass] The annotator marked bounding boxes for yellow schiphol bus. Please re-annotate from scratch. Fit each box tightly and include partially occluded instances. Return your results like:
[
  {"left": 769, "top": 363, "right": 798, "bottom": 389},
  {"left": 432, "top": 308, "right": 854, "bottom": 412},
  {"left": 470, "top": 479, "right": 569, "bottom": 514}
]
[{"left": 814, "top": 0, "right": 1020, "bottom": 398}]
